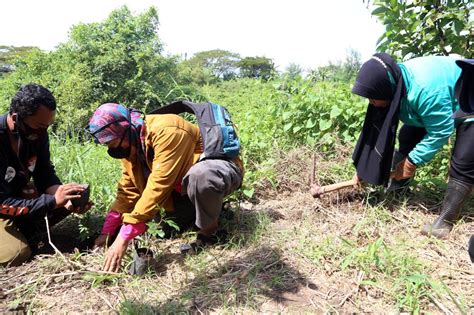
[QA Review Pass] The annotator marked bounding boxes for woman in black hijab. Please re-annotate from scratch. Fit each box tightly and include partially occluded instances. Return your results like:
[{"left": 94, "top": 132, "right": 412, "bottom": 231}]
[
  {"left": 351, "top": 53, "right": 407, "bottom": 187},
  {"left": 351, "top": 53, "right": 473, "bottom": 240}
]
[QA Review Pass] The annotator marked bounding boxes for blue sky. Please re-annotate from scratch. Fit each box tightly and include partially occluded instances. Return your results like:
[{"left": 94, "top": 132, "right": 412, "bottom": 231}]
[{"left": 0, "top": 0, "right": 385, "bottom": 70}]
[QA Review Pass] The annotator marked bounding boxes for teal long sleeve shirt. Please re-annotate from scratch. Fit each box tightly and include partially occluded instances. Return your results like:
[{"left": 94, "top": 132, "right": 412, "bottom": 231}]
[{"left": 398, "top": 56, "right": 463, "bottom": 166}]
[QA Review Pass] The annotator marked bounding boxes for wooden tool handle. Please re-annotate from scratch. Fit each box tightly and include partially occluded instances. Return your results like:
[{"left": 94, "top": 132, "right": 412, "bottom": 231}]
[
  {"left": 319, "top": 179, "right": 357, "bottom": 194},
  {"left": 311, "top": 178, "right": 358, "bottom": 198}
]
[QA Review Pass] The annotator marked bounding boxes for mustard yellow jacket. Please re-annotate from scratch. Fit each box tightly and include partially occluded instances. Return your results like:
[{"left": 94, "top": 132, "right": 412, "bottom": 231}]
[{"left": 111, "top": 114, "right": 203, "bottom": 224}]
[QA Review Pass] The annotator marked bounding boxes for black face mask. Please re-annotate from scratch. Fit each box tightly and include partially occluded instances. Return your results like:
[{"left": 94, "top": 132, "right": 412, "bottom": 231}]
[
  {"left": 107, "top": 127, "right": 131, "bottom": 159},
  {"left": 15, "top": 118, "right": 48, "bottom": 141},
  {"left": 107, "top": 146, "right": 131, "bottom": 159}
]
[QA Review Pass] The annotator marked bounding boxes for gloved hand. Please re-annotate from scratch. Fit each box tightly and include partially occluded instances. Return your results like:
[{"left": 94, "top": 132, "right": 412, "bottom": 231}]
[{"left": 391, "top": 158, "right": 416, "bottom": 181}]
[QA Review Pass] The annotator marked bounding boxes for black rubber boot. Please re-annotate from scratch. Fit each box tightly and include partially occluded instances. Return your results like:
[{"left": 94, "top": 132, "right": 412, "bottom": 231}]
[
  {"left": 422, "top": 178, "right": 472, "bottom": 239},
  {"left": 180, "top": 229, "right": 229, "bottom": 255},
  {"left": 468, "top": 235, "right": 474, "bottom": 263}
]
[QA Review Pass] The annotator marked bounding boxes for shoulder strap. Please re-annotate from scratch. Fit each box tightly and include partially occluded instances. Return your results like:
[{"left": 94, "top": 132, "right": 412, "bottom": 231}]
[
  {"left": 0, "top": 114, "right": 8, "bottom": 131},
  {"left": 148, "top": 101, "right": 199, "bottom": 116},
  {"left": 148, "top": 101, "right": 215, "bottom": 129},
  {"left": 0, "top": 114, "right": 10, "bottom": 162}
]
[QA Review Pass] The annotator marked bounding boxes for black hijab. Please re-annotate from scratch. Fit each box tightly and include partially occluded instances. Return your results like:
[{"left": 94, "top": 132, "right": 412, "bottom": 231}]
[
  {"left": 351, "top": 53, "right": 406, "bottom": 186},
  {"left": 453, "top": 59, "right": 474, "bottom": 119}
]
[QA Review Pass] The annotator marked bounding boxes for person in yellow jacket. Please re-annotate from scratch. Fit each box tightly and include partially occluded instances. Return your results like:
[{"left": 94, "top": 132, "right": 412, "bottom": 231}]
[{"left": 87, "top": 103, "right": 243, "bottom": 272}]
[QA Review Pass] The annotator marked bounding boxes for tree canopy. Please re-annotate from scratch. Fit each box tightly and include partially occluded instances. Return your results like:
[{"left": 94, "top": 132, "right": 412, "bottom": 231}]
[
  {"left": 0, "top": 6, "right": 181, "bottom": 133},
  {"left": 309, "top": 49, "right": 361, "bottom": 82},
  {"left": 62, "top": 6, "right": 179, "bottom": 108},
  {"left": 369, "top": 0, "right": 473, "bottom": 59},
  {"left": 187, "top": 49, "right": 241, "bottom": 80},
  {"left": 238, "top": 56, "right": 275, "bottom": 80}
]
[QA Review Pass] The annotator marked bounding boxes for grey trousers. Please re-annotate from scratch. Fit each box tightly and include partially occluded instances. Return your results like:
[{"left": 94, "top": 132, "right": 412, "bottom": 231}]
[{"left": 182, "top": 159, "right": 243, "bottom": 229}]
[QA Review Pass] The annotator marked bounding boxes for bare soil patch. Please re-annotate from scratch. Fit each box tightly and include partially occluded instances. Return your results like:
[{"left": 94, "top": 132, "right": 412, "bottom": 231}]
[{"left": 1, "top": 148, "right": 473, "bottom": 313}]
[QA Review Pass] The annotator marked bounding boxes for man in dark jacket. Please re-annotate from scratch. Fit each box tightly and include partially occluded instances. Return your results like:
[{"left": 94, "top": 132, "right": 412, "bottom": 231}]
[{"left": 0, "top": 84, "right": 86, "bottom": 267}]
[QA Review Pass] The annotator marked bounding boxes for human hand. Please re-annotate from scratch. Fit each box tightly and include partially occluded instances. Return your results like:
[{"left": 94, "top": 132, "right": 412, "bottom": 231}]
[
  {"left": 102, "top": 235, "right": 130, "bottom": 272},
  {"left": 54, "top": 183, "right": 85, "bottom": 208},
  {"left": 45, "top": 184, "right": 60, "bottom": 195},
  {"left": 391, "top": 158, "right": 416, "bottom": 181}
]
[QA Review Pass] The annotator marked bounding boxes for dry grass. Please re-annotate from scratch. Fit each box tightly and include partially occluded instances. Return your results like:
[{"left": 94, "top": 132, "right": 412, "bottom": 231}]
[{"left": 1, "top": 146, "right": 473, "bottom": 313}]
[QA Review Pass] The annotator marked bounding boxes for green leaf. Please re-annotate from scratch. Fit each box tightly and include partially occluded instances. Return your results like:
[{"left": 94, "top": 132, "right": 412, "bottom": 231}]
[
  {"left": 305, "top": 118, "right": 316, "bottom": 129},
  {"left": 339, "top": 237, "right": 355, "bottom": 247},
  {"left": 410, "top": 20, "right": 421, "bottom": 32},
  {"left": 282, "top": 111, "right": 292, "bottom": 120},
  {"left": 165, "top": 219, "right": 180, "bottom": 231},
  {"left": 319, "top": 119, "right": 332, "bottom": 131},
  {"left": 390, "top": 0, "right": 398, "bottom": 10},
  {"left": 406, "top": 274, "right": 428, "bottom": 284},
  {"left": 243, "top": 188, "right": 254, "bottom": 198},
  {"left": 360, "top": 279, "right": 379, "bottom": 286},
  {"left": 453, "top": 20, "right": 463, "bottom": 35},
  {"left": 283, "top": 122, "right": 293, "bottom": 132},
  {"left": 341, "top": 253, "right": 355, "bottom": 269},
  {"left": 371, "top": 6, "right": 389, "bottom": 15},
  {"left": 330, "top": 106, "right": 342, "bottom": 119}
]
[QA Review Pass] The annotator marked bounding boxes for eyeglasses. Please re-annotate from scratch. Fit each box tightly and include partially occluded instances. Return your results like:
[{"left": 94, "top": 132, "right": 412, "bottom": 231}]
[
  {"left": 85, "top": 108, "right": 133, "bottom": 145},
  {"left": 86, "top": 121, "right": 132, "bottom": 145},
  {"left": 86, "top": 120, "right": 118, "bottom": 144}
]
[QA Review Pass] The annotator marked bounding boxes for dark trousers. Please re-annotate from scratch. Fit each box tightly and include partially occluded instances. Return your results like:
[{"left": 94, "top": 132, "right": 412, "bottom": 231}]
[
  {"left": 14, "top": 207, "right": 71, "bottom": 241},
  {"left": 398, "top": 122, "right": 474, "bottom": 184},
  {"left": 449, "top": 122, "right": 474, "bottom": 184},
  {"left": 398, "top": 125, "right": 427, "bottom": 157}
]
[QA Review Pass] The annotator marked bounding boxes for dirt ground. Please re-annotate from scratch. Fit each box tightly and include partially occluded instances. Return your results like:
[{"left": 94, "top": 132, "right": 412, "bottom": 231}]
[
  {"left": 1, "top": 150, "right": 473, "bottom": 313},
  {"left": 1, "top": 191, "right": 472, "bottom": 314}
]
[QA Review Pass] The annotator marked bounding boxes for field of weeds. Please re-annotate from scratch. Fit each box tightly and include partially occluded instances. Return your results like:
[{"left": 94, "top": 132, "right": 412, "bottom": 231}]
[
  {"left": 1, "top": 147, "right": 472, "bottom": 314},
  {"left": 1, "top": 4, "right": 473, "bottom": 313}
]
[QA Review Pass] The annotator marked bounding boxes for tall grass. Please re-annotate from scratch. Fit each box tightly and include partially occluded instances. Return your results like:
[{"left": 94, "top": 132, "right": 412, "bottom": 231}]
[
  {"left": 49, "top": 135, "right": 120, "bottom": 209},
  {"left": 49, "top": 135, "right": 121, "bottom": 238}
]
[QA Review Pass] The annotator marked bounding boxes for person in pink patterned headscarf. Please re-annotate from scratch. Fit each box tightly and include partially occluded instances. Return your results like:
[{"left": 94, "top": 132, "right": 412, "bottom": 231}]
[{"left": 87, "top": 103, "right": 244, "bottom": 273}]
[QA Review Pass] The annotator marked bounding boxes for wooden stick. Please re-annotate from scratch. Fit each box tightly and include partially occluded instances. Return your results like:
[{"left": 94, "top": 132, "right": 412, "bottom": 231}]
[
  {"left": 44, "top": 215, "right": 68, "bottom": 262},
  {"left": 310, "top": 179, "right": 357, "bottom": 198}
]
